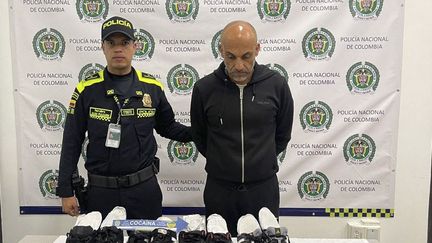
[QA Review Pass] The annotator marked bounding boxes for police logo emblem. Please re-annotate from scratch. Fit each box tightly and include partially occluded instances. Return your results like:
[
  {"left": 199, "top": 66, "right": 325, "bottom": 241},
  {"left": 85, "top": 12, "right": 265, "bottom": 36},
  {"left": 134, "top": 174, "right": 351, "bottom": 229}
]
[
  {"left": 76, "top": 0, "right": 109, "bottom": 22},
  {"left": 302, "top": 28, "right": 336, "bottom": 60},
  {"left": 277, "top": 149, "right": 287, "bottom": 166},
  {"left": 36, "top": 100, "right": 67, "bottom": 131},
  {"left": 142, "top": 93, "right": 152, "bottom": 107},
  {"left": 300, "top": 101, "right": 333, "bottom": 132},
  {"left": 349, "top": 0, "right": 383, "bottom": 20},
  {"left": 167, "top": 64, "right": 199, "bottom": 95},
  {"left": 346, "top": 61, "right": 380, "bottom": 94},
  {"left": 134, "top": 29, "right": 155, "bottom": 61},
  {"left": 78, "top": 63, "right": 104, "bottom": 82},
  {"left": 343, "top": 134, "right": 376, "bottom": 165},
  {"left": 297, "top": 171, "right": 330, "bottom": 201},
  {"left": 257, "top": 0, "right": 291, "bottom": 22},
  {"left": 39, "top": 169, "right": 59, "bottom": 199},
  {"left": 33, "top": 28, "right": 66, "bottom": 61},
  {"left": 167, "top": 140, "right": 199, "bottom": 165},
  {"left": 266, "top": 63, "right": 289, "bottom": 82},
  {"left": 211, "top": 29, "right": 223, "bottom": 60},
  {"left": 166, "top": 0, "right": 199, "bottom": 22}
]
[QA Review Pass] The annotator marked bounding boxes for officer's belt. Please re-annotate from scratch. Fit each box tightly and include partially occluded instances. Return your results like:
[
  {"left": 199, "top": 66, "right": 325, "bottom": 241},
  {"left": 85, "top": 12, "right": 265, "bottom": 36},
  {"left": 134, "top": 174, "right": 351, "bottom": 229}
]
[{"left": 88, "top": 164, "right": 158, "bottom": 189}]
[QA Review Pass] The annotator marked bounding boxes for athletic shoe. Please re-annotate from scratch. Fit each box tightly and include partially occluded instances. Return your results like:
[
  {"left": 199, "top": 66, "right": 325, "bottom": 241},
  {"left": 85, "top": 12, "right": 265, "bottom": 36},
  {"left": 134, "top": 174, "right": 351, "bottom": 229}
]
[
  {"left": 205, "top": 232, "right": 232, "bottom": 243},
  {"left": 258, "top": 207, "right": 289, "bottom": 243},
  {"left": 157, "top": 216, "right": 175, "bottom": 223},
  {"left": 179, "top": 230, "right": 207, "bottom": 243},
  {"left": 237, "top": 214, "right": 263, "bottom": 243},
  {"left": 75, "top": 211, "right": 102, "bottom": 230},
  {"left": 127, "top": 231, "right": 152, "bottom": 243},
  {"left": 66, "top": 211, "right": 102, "bottom": 243},
  {"left": 66, "top": 225, "right": 96, "bottom": 243},
  {"left": 94, "top": 226, "right": 123, "bottom": 243},
  {"left": 206, "top": 214, "right": 228, "bottom": 234},
  {"left": 150, "top": 228, "right": 177, "bottom": 243},
  {"left": 182, "top": 214, "right": 206, "bottom": 231},
  {"left": 206, "top": 214, "right": 231, "bottom": 243},
  {"left": 101, "top": 206, "right": 127, "bottom": 228}
]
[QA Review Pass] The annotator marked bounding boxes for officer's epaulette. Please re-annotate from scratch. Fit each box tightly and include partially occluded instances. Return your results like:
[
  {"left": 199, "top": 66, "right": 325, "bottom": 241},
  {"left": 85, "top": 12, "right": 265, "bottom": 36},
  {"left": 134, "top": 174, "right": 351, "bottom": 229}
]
[
  {"left": 141, "top": 72, "right": 156, "bottom": 80},
  {"left": 84, "top": 72, "right": 101, "bottom": 81}
]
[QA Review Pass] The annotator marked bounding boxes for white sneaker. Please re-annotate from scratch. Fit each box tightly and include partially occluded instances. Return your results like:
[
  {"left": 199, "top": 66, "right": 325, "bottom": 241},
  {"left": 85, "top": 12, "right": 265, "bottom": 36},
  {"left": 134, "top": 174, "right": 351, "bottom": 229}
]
[
  {"left": 157, "top": 216, "right": 175, "bottom": 222},
  {"left": 237, "top": 214, "right": 261, "bottom": 235},
  {"left": 258, "top": 207, "right": 289, "bottom": 243},
  {"left": 207, "top": 214, "right": 228, "bottom": 234},
  {"left": 258, "top": 207, "right": 279, "bottom": 229},
  {"left": 100, "top": 206, "right": 126, "bottom": 228},
  {"left": 182, "top": 214, "right": 206, "bottom": 231},
  {"left": 75, "top": 211, "right": 102, "bottom": 230}
]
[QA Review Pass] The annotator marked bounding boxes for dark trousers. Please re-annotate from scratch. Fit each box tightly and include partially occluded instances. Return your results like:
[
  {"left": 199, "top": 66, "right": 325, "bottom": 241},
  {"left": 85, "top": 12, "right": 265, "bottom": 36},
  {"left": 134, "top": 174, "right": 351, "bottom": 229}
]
[
  {"left": 204, "top": 174, "right": 280, "bottom": 236},
  {"left": 86, "top": 175, "right": 162, "bottom": 220}
]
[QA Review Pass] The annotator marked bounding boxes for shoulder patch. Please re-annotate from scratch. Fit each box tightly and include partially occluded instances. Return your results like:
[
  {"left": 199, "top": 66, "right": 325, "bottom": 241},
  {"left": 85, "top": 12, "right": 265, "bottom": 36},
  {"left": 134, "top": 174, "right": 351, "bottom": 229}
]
[
  {"left": 84, "top": 72, "right": 101, "bottom": 81},
  {"left": 136, "top": 70, "right": 164, "bottom": 91},
  {"left": 77, "top": 70, "right": 105, "bottom": 93},
  {"left": 141, "top": 72, "right": 156, "bottom": 80}
]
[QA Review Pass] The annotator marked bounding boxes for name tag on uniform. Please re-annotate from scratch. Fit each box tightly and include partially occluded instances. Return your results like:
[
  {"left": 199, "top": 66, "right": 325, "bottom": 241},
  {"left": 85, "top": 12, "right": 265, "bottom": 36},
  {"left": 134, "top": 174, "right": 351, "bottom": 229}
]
[{"left": 105, "top": 123, "right": 121, "bottom": 148}]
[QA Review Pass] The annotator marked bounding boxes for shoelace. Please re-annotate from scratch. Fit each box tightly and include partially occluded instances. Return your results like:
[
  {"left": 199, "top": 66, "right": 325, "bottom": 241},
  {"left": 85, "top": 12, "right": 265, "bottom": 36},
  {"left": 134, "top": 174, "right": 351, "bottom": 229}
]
[
  {"left": 66, "top": 226, "right": 95, "bottom": 243},
  {"left": 151, "top": 229, "right": 176, "bottom": 243},
  {"left": 179, "top": 230, "right": 206, "bottom": 243},
  {"left": 127, "top": 231, "right": 152, "bottom": 243},
  {"left": 94, "top": 227, "right": 123, "bottom": 243},
  {"left": 261, "top": 231, "right": 289, "bottom": 243},
  {"left": 206, "top": 232, "right": 232, "bottom": 243},
  {"left": 237, "top": 233, "right": 265, "bottom": 243}
]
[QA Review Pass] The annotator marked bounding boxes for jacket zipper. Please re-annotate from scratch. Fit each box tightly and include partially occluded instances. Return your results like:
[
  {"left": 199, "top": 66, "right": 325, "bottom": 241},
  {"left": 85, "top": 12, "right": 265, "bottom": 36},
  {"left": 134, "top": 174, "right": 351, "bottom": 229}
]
[{"left": 239, "top": 86, "right": 245, "bottom": 183}]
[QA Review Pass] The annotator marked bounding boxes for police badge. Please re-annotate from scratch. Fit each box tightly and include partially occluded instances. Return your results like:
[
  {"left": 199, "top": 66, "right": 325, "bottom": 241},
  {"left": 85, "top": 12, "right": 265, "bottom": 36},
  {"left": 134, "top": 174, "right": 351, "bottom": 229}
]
[{"left": 143, "top": 93, "right": 152, "bottom": 107}]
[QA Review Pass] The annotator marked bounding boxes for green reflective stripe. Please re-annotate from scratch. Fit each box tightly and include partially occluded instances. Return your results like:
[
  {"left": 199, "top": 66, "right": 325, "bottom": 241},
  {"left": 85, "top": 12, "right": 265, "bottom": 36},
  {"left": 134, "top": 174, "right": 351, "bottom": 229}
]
[
  {"left": 76, "top": 70, "right": 105, "bottom": 93},
  {"left": 136, "top": 70, "right": 163, "bottom": 91}
]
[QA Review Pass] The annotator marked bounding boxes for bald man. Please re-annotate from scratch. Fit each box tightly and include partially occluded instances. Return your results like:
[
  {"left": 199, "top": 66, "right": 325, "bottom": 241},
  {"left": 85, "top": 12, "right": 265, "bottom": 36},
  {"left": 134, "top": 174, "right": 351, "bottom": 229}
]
[{"left": 190, "top": 20, "right": 294, "bottom": 235}]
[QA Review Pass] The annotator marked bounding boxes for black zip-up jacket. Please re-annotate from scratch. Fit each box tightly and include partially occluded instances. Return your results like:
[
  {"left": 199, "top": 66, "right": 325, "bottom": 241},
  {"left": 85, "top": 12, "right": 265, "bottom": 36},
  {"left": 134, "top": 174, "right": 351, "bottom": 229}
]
[
  {"left": 191, "top": 62, "right": 294, "bottom": 184},
  {"left": 57, "top": 68, "right": 191, "bottom": 197}
]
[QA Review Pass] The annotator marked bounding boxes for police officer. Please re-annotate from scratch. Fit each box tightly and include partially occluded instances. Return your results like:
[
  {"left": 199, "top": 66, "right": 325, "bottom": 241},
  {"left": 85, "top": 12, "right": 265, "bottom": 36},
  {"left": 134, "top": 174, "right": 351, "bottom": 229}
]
[{"left": 57, "top": 16, "right": 191, "bottom": 220}]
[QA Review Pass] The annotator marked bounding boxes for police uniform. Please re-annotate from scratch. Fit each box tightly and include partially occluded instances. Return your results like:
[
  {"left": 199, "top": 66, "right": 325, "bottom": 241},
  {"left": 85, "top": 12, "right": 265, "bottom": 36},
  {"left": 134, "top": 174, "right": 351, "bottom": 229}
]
[{"left": 57, "top": 68, "right": 191, "bottom": 219}]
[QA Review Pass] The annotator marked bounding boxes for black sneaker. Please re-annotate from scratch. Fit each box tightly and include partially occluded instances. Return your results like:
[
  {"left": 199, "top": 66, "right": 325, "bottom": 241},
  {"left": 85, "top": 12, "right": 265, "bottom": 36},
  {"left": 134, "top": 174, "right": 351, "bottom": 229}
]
[
  {"left": 94, "top": 226, "right": 123, "bottom": 243},
  {"left": 179, "top": 230, "right": 206, "bottom": 243},
  {"left": 150, "top": 228, "right": 177, "bottom": 243},
  {"left": 205, "top": 232, "right": 232, "bottom": 243},
  {"left": 127, "top": 231, "right": 153, "bottom": 243},
  {"left": 66, "top": 225, "right": 96, "bottom": 243}
]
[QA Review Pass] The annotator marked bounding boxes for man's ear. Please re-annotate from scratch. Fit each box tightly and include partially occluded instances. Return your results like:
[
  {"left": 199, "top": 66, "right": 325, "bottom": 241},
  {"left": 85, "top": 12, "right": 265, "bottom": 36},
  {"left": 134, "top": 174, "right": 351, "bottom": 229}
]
[
  {"left": 219, "top": 44, "right": 224, "bottom": 58},
  {"left": 133, "top": 41, "right": 138, "bottom": 51},
  {"left": 255, "top": 43, "right": 261, "bottom": 56}
]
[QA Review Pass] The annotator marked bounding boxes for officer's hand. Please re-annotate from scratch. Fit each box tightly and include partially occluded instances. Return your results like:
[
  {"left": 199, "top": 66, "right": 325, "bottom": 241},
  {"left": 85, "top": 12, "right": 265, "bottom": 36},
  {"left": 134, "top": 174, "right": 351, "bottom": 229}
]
[{"left": 62, "top": 196, "right": 80, "bottom": 216}]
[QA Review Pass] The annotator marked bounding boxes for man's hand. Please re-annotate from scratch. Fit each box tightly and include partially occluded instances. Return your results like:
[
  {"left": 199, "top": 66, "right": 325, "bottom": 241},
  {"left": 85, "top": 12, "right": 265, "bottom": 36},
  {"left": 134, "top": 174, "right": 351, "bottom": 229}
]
[{"left": 62, "top": 196, "right": 80, "bottom": 216}]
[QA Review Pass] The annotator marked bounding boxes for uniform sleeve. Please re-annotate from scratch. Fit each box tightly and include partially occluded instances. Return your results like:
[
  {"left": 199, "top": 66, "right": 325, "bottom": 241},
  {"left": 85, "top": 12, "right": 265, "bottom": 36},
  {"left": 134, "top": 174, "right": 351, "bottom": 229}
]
[
  {"left": 57, "top": 88, "right": 87, "bottom": 197},
  {"left": 154, "top": 90, "right": 192, "bottom": 142},
  {"left": 190, "top": 84, "right": 207, "bottom": 157},
  {"left": 275, "top": 80, "right": 294, "bottom": 155}
]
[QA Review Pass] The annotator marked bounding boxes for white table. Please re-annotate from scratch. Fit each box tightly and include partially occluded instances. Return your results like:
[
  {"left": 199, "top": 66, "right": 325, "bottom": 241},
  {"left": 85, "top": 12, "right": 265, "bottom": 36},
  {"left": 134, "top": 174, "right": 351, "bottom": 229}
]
[{"left": 19, "top": 235, "right": 379, "bottom": 243}]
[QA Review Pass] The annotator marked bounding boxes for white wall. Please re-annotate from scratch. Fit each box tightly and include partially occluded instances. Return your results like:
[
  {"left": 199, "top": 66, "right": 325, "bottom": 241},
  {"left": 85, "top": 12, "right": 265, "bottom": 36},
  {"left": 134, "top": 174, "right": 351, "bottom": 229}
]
[{"left": 1, "top": 1, "right": 431, "bottom": 243}]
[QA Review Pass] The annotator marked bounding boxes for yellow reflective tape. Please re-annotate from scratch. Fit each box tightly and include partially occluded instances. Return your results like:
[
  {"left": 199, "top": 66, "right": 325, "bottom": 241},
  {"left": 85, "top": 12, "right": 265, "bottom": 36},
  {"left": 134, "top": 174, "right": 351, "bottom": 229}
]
[
  {"left": 137, "top": 108, "right": 156, "bottom": 118},
  {"left": 136, "top": 70, "right": 163, "bottom": 91},
  {"left": 121, "top": 108, "right": 135, "bottom": 116},
  {"left": 89, "top": 107, "right": 112, "bottom": 121},
  {"left": 77, "top": 70, "right": 105, "bottom": 93},
  {"left": 325, "top": 208, "right": 394, "bottom": 218}
]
